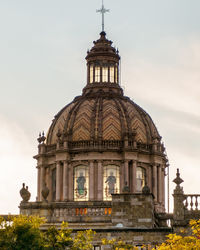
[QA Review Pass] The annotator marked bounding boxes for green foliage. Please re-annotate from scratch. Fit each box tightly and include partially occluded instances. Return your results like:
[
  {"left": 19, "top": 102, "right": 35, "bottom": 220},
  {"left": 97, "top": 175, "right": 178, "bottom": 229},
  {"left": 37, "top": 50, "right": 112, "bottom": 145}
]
[
  {"left": 0, "top": 215, "right": 45, "bottom": 250},
  {"left": 102, "top": 238, "right": 146, "bottom": 250},
  {"left": 43, "top": 222, "right": 73, "bottom": 250},
  {"left": 0, "top": 215, "right": 95, "bottom": 250},
  {"left": 71, "top": 229, "right": 95, "bottom": 250}
]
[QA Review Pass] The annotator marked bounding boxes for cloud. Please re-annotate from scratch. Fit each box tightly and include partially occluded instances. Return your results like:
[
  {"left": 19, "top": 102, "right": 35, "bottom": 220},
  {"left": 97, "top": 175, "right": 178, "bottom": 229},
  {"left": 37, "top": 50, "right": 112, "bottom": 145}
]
[
  {"left": 0, "top": 115, "right": 37, "bottom": 214},
  {"left": 122, "top": 36, "right": 200, "bottom": 211}
]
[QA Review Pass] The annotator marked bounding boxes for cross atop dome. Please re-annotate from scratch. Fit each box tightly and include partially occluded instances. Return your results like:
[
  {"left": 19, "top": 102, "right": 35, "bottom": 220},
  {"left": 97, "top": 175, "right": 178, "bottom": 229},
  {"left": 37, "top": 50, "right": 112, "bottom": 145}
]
[{"left": 96, "top": 0, "right": 109, "bottom": 32}]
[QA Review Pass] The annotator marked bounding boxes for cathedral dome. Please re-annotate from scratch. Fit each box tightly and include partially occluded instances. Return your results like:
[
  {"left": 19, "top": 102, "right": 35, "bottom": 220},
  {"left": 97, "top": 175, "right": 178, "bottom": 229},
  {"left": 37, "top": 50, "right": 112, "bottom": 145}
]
[
  {"left": 46, "top": 32, "right": 161, "bottom": 148},
  {"left": 46, "top": 94, "right": 160, "bottom": 145}
]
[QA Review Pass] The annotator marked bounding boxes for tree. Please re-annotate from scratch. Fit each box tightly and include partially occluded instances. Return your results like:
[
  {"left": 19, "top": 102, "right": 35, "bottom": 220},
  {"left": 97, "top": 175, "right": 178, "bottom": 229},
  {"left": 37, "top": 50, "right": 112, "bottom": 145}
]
[
  {"left": 154, "top": 220, "right": 200, "bottom": 250},
  {"left": 0, "top": 215, "right": 45, "bottom": 250},
  {"left": 0, "top": 215, "right": 95, "bottom": 250}
]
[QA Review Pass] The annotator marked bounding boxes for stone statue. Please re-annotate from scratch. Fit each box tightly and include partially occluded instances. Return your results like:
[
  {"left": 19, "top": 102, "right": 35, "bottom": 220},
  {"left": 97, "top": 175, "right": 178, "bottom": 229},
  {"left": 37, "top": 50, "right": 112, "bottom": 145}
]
[
  {"left": 77, "top": 172, "right": 86, "bottom": 195},
  {"left": 105, "top": 172, "right": 116, "bottom": 194},
  {"left": 20, "top": 183, "right": 31, "bottom": 202}
]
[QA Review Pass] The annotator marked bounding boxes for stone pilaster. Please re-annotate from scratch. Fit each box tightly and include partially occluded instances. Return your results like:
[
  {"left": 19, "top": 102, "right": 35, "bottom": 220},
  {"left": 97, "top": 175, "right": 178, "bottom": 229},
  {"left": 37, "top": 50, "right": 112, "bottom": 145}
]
[
  {"left": 124, "top": 160, "right": 129, "bottom": 186},
  {"left": 40, "top": 166, "right": 45, "bottom": 201},
  {"left": 37, "top": 166, "right": 41, "bottom": 201},
  {"left": 56, "top": 162, "right": 61, "bottom": 201},
  {"left": 89, "top": 161, "right": 94, "bottom": 200},
  {"left": 97, "top": 161, "right": 103, "bottom": 200},
  {"left": 68, "top": 163, "right": 73, "bottom": 201},
  {"left": 120, "top": 161, "right": 125, "bottom": 193},
  {"left": 63, "top": 161, "right": 68, "bottom": 201},
  {"left": 158, "top": 165, "right": 162, "bottom": 203},
  {"left": 153, "top": 164, "right": 157, "bottom": 201},
  {"left": 132, "top": 161, "right": 137, "bottom": 193}
]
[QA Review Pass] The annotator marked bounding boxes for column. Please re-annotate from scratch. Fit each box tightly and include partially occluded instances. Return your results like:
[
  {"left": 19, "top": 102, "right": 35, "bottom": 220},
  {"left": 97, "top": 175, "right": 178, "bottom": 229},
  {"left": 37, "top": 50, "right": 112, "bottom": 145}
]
[
  {"left": 120, "top": 161, "right": 124, "bottom": 192},
  {"left": 153, "top": 164, "right": 157, "bottom": 201},
  {"left": 48, "top": 168, "right": 52, "bottom": 202},
  {"left": 63, "top": 161, "right": 68, "bottom": 201},
  {"left": 97, "top": 161, "right": 103, "bottom": 200},
  {"left": 37, "top": 167, "right": 41, "bottom": 201},
  {"left": 40, "top": 166, "right": 45, "bottom": 201},
  {"left": 56, "top": 162, "right": 61, "bottom": 201},
  {"left": 162, "top": 166, "right": 165, "bottom": 205},
  {"left": 132, "top": 161, "right": 137, "bottom": 193},
  {"left": 68, "top": 163, "right": 73, "bottom": 201},
  {"left": 89, "top": 161, "right": 94, "bottom": 200},
  {"left": 124, "top": 160, "right": 129, "bottom": 186},
  {"left": 158, "top": 165, "right": 162, "bottom": 203}
]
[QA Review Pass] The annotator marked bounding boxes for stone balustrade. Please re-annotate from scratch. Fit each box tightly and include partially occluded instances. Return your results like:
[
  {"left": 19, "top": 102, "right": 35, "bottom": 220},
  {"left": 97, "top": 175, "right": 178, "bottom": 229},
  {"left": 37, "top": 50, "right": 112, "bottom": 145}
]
[
  {"left": 20, "top": 201, "right": 112, "bottom": 224},
  {"left": 184, "top": 194, "right": 200, "bottom": 211},
  {"left": 43, "top": 140, "right": 162, "bottom": 154}
]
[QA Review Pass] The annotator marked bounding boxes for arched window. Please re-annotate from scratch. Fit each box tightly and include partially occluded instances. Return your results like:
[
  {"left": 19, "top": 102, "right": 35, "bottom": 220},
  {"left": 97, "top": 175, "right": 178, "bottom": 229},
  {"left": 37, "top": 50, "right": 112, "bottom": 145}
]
[
  {"left": 74, "top": 166, "right": 89, "bottom": 201},
  {"left": 102, "top": 66, "right": 108, "bottom": 82},
  {"left": 95, "top": 66, "right": 100, "bottom": 82},
  {"left": 136, "top": 167, "right": 146, "bottom": 192},
  {"left": 115, "top": 65, "right": 118, "bottom": 83},
  {"left": 89, "top": 64, "right": 94, "bottom": 83},
  {"left": 110, "top": 66, "right": 115, "bottom": 83},
  {"left": 103, "top": 165, "right": 120, "bottom": 200}
]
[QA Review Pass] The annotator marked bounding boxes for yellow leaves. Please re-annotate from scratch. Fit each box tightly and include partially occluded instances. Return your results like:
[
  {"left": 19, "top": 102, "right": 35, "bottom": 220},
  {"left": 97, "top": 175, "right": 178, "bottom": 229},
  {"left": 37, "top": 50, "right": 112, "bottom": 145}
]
[
  {"left": 101, "top": 238, "right": 140, "bottom": 249},
  {"left": 154, "top": 221, "right": 200, "bottom": 250}
]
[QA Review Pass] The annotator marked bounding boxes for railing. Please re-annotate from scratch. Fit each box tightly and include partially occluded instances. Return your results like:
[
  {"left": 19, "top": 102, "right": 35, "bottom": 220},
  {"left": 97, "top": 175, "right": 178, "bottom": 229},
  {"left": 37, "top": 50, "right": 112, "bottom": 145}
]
[
  {"left": 53, "top": 207, "right": 112, "bottom": 218},
  {"left": 184, "top": 194, "right": 200, "bottom": 210},
  {"left": 44, "top": 140, "right": 158, "bottom": 153},
  {"left": 68, "top": 140, "right": 123, "bottom": 150}
]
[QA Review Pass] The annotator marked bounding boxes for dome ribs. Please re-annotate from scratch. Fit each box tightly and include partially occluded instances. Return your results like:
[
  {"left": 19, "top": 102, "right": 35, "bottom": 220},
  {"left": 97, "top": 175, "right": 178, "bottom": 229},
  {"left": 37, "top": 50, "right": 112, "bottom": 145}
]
[
  {"left": 102, "top": 99, "right": 121, "bottom": 140},
  {"left": 97, "top": 97, "right": 103, "bottom": 140},
  {"left": 112, "top": 98, "right": 127, "bottom": 138},
  {"left": 46, "top": 102, "right": 74, "bottom": 144},
  {"left": 64, "top": 98, "right": 85, "bottom": 141},
  {"left": 72, "top": 100, "right": 94, "bottom": 141},
  {"left": 126, "top": 102, "right": 148, "bottom": 144},
  {"left": 90, "top": 97, "right": 99, "bottom": 140},
  {"left": 133, "top": 102, "right": 159, "bottom": 143},
  {"left": 117, "top": 98, "right": 132, "bottom": 137}
]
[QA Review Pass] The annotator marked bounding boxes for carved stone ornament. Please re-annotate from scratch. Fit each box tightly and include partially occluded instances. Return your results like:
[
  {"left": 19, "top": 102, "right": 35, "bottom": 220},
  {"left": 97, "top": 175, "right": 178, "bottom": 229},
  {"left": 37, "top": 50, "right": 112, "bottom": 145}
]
[
  {"left": 41, "top": 183, "right": 49, "bottom": 201},
  {"left": 20, "top": 183, "right": 31, "bottom": 202}
]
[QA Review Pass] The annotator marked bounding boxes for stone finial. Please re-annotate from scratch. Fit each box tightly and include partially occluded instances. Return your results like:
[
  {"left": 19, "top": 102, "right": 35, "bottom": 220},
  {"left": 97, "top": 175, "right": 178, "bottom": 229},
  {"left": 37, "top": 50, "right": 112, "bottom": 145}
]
[
  {"left": 20, "top": 183, "right": 31, "bottom": 202},
  {"left": 37, "top": 132, "right": 42, "bottom": 144},
  {"left": 142, "top": 185, "right": 150, "bottom": 194},
  {"left": 173, "top": 168, "right": 184, "bottom": 186},
  {"left": 122, "top": 182, "right": 130, "bottom": 193},
  {"left": 41, "top": 183, "right": 49, "bottom": 202},
  {"left": 173, "top": 168, "right": 184, "bottom": 194},
  {"left": 40, "top": 131, "right": 46, "bottom": 144}
]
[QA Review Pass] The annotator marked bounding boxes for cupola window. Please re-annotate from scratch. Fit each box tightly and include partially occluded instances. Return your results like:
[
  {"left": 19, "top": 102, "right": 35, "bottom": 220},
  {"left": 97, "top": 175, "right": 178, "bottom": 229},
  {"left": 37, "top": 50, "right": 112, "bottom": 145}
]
[
  {"left": 115, "top": 65, "right": 118, "bottom": 83},
  {"left": 102, "top": 66, "right": 108, "bottom": 82},
  {"left": 95, "top": 66, "right": 100, "bottom": 82},
  {"left": 89, "top": 65, "right": 94, "bottom": 83},
  {"left": 110, "top": 66, "right": 115, "bottom": 83},
  {"left": 74, "top": 166, "right": 89, "bottom": 201},
  {"left": 103, "top": 165, "right": 120, "bottom": 200},
  {"left": 136, "top": 167, "right": 146, "bottom": 192}
]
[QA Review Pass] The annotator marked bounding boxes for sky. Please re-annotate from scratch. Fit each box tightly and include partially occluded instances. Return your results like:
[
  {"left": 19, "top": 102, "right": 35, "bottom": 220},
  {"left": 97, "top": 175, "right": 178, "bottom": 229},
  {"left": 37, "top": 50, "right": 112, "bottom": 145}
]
[{"left": 0, "top": 0, "right": 200, "bottom": 214}]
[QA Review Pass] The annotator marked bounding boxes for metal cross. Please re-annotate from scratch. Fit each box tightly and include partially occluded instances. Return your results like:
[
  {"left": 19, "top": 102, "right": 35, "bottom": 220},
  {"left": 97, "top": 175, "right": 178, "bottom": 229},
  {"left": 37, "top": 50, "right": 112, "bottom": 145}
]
[{"left": 96, "top": 0, "right": 109, "bottom": 32}]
